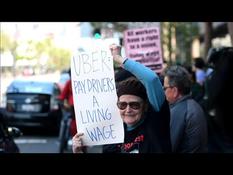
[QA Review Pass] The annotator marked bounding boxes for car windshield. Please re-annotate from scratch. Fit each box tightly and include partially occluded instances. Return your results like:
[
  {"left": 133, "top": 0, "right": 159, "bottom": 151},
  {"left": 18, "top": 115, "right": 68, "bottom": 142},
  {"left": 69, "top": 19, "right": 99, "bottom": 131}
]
[{"left": 7, "top": 80, "right": 54, "bottom": 95}]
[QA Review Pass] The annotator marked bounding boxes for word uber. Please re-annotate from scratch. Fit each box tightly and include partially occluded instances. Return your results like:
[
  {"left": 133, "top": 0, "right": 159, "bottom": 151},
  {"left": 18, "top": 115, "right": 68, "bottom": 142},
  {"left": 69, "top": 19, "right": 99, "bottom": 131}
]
[{"left": 72, "top": 50, "right": 112, "bottom": 76}]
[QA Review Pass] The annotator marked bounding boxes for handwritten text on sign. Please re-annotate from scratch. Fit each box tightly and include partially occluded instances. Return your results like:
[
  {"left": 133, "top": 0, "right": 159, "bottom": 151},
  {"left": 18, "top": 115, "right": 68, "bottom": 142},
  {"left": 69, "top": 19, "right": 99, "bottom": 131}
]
[
  {"left": 71, "top": 50, "right": 124, "bottom": 146},
  {"left": 124, "top": 27, "right": 163, "bottom": 72}
]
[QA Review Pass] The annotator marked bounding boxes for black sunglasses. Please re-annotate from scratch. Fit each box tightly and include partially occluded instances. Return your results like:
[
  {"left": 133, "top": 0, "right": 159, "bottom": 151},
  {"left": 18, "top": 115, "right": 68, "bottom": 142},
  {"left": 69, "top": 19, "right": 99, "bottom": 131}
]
[{"left": 117, "top": 101, "right": 142, "bottom": 110}]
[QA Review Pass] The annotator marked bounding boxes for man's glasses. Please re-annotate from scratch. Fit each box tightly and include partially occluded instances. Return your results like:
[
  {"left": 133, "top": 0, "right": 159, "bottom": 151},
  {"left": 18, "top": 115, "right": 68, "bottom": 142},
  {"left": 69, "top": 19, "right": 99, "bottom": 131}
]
[{"left": 117, "top": 101, "right": 142, "bottom": 110}]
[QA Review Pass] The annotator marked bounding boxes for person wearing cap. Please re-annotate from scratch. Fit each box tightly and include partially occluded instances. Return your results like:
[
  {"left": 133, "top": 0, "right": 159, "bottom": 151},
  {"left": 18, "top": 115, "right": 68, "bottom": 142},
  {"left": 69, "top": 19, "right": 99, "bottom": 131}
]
[{"left": 72, "top": 44, "right": 172, "bottom": 153}]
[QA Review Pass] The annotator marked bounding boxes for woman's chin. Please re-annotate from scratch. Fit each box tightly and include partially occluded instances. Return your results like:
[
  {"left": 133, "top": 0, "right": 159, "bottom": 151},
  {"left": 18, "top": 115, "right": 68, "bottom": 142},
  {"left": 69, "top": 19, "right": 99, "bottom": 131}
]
[{"left": 124, "top": 119, "right": 137, "bottom": 126}]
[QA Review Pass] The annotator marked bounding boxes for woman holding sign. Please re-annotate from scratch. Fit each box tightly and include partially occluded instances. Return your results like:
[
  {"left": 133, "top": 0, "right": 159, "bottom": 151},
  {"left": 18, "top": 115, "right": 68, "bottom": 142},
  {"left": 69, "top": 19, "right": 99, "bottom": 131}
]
[{"left": 72, "top": 44, "right": 172, "bottom": 153}]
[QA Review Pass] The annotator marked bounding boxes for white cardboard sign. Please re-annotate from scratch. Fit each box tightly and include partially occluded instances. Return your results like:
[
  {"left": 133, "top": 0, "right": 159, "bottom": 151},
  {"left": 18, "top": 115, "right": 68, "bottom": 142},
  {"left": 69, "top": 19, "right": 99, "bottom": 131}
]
[
  {"left": 124, "top": 27, "right": 163, "bottom": 73},
  {"left": 71, "top": 43, "right": 124, "bottom": 146}
]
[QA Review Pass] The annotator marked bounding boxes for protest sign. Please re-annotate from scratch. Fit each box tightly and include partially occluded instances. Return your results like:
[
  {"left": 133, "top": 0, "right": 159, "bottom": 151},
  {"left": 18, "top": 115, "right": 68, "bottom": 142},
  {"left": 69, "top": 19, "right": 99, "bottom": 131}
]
[
  {"left": 71, "top": 41, "right": 124, "bottom": 146},
  {"left": 124, "top": 27, "right": 163, "bottom": 73}
]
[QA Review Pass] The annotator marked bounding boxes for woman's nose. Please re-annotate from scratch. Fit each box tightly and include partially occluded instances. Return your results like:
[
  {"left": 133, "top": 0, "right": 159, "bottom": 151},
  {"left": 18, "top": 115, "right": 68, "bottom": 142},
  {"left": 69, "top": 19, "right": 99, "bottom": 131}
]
[{"left": 125, "top": 105, "right": 133, "bottom": 112}]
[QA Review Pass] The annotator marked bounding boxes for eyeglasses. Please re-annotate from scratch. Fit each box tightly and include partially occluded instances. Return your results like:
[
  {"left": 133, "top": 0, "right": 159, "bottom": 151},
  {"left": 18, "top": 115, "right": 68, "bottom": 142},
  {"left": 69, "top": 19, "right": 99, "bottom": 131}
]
[
  {"left": 117, "top": 101, "right": 142, "bottom": 110},
  {"left": 163, "top": 86, "right": 173, "bottom": 91}
]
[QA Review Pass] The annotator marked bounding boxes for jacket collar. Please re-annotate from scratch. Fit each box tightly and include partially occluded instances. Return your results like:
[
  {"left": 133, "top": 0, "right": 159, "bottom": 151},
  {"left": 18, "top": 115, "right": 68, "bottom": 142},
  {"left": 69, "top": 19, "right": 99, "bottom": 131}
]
[{"left": 170, "top": 94, "right": 191, "bottom": 108}]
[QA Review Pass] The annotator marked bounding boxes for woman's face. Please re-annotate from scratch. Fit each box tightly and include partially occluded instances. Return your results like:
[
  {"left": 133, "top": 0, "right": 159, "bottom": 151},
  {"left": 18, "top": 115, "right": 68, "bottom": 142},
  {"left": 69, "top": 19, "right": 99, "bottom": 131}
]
[{"left": 117, "top": 95, "right": 146, "bottom": 126}]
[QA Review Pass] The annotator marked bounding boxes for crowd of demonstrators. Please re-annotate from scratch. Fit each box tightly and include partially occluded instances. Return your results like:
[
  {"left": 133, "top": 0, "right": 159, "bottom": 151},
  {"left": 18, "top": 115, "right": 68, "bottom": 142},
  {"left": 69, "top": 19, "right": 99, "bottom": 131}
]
[
  {"left": 71, "top": 43, "right": 233, "bottom": 153},
  {"left": 163, "top": 65, "right": 208, "bottom": 153},
  {"left": 202, "top": 47, "right": 233, "bottom": 152},
  {"left": 72, "top": 44, "right": 172, "bottom": 153}
]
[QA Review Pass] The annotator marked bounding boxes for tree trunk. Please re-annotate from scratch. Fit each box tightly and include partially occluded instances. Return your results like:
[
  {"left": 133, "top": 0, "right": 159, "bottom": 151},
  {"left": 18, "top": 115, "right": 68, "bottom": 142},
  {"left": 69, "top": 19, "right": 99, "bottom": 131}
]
[
  {"left": 204, "top": 22, "right": 213, "bottom": 59},
  {"left": 168, "top": 23, "right": 172, "bottom": 64},
  {"left": 227, "top": 22, "right": 233, "bottom": 46}
]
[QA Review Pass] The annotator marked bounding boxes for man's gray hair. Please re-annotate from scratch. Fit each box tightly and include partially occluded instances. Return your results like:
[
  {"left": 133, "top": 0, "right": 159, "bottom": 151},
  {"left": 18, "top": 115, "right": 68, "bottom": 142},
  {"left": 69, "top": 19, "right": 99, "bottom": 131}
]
[{"left": 164, "top": 65, "right": 192, "bottom": 95}]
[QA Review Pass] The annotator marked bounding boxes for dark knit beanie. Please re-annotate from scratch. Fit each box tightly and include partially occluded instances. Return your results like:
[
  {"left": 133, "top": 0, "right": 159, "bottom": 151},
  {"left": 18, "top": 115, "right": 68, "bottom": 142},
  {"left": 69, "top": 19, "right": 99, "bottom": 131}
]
[{"left": 116, "top": 78, "right": 147, "bottom": 100}]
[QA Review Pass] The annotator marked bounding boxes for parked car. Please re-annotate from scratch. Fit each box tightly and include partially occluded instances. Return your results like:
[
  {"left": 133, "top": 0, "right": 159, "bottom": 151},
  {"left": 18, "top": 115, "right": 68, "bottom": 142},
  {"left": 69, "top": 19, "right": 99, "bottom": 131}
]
[
  {"left": 0, "top": 108, "right": 22, "bottom": 153},
  {"left": 4, "top": 79, "right": 63, "bottom": 134}
]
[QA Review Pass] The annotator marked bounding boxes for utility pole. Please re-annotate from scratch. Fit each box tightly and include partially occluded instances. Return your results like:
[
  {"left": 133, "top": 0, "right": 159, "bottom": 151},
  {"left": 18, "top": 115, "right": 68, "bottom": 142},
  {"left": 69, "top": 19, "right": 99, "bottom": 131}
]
[{"left": 204, "top": 22, "right": 212, "bottom": 59}]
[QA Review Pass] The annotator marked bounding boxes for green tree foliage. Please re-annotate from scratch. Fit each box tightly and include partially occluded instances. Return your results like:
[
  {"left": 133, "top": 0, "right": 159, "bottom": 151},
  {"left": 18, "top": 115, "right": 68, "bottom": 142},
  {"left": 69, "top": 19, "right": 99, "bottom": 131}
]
[
  {"left": 1, "top": 32, "right": 14, "bottom": 52},
  {"left": 161, "top": 22, "right": 176, "bottom": 65},
  {"left": 1, "top": 30, "right": 71, "bottom": 72},
  {"left": 175, "top": 22, "right": 199, "bottom": 65},
  {"left": 1, "top": 31, "right": 18, "bottom": 76},
  {"left": 161, "top": 22, "right": 199, "bottom": 66},
  {"left": 0, "top": 31, "right": 18, "bottom": 57},
  {"left": 47, "top": 47, "right": 71, "bottom": 70}
]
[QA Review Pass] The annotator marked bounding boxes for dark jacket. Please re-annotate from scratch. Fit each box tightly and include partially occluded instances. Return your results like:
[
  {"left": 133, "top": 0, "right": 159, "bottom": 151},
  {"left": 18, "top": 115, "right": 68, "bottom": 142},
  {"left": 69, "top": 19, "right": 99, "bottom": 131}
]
[
  {"left": 103, "top": 101, "right": 171, "bottom": 153},
  {"left": 170, "top": 95, "right": 208, "bottom": 153}
]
